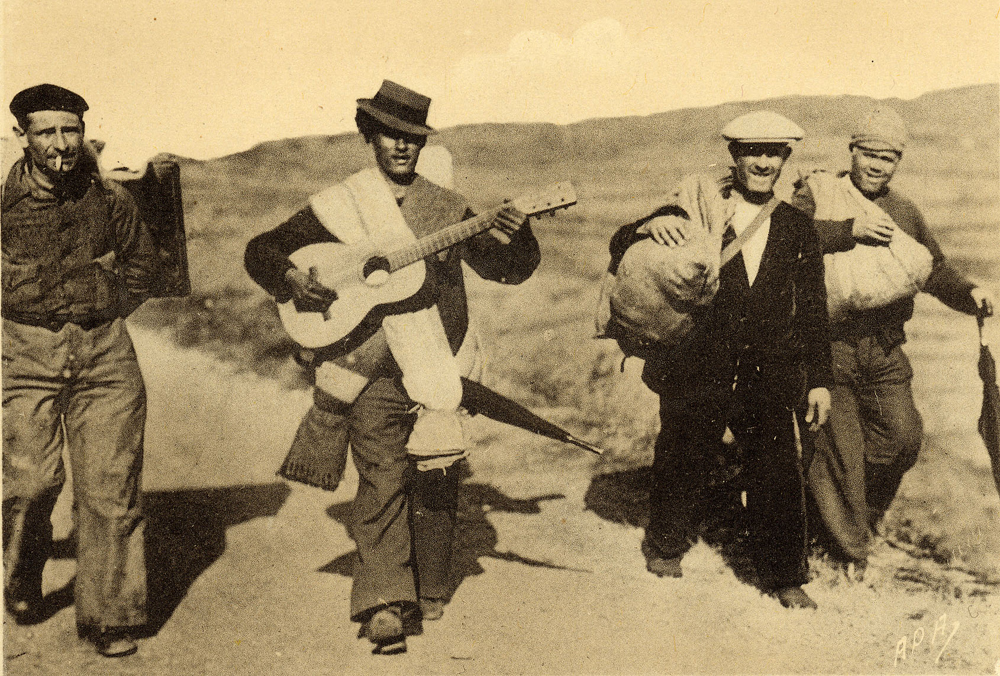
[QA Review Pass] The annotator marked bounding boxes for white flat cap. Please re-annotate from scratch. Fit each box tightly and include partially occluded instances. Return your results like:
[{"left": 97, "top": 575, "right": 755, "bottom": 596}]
[{"left": 721, "top": 111, "right": 804, "bottom": 143}]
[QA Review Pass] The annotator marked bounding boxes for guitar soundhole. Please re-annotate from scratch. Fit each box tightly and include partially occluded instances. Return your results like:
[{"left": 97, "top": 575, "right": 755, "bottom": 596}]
[{"left": 362, "top": 256, "right": 392, "bottom": 287}]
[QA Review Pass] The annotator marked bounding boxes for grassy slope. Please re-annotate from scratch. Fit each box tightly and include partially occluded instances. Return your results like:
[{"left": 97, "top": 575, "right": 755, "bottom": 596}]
[{"left": 132, "top": 85, "right": 1000, "bottom": 587}]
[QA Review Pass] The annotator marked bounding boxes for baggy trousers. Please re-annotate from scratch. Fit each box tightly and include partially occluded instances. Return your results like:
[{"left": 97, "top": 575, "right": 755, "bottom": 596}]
[
  {"left": 807, "top": 337, "right": 922, "bottom": 561},
  {"left": 645, "top": 390, "right": 809, "bottom": 591},
  {"left": 343, "top": 376, "right": 458, "bottom": 622},
  {"left": 2, "top": 318, "right": 147, "bottom": 632}
]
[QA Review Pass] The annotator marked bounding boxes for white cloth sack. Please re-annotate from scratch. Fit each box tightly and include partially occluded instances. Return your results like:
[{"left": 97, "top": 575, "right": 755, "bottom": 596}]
[{"left": 807, "top": 172, "right": 933, "bottom": 322}]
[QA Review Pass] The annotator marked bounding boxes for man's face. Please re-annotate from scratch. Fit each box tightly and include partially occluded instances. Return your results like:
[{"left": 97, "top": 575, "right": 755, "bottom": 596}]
[
  {"left": 730, "top": 143, "right": 790, "bottom": 195},
  {"left": 849, "top": 144, "right": 901, "bottom": 195},
  {"left": 15, "top": 110, "right": 85, "bottom": 177},
  {"left": 371, "top": 129, "right": 426, "bottom": 183}
]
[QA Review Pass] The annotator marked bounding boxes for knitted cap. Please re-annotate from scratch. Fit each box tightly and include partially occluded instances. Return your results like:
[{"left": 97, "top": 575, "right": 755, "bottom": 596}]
[{"left": 851, "top": 107, "right": 908, "bottom": 153}]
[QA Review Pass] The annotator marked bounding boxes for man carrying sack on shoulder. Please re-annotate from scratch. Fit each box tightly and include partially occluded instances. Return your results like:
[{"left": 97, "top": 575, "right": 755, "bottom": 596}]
[
  {"left": 793, "top": 108, "right": 995, "bottom": 573},
  {"left": 604, "top": 112, "right": 832, "bottom": 609},
  {"left": 244, "top": 81, "right": 540, "bottom": 654}
]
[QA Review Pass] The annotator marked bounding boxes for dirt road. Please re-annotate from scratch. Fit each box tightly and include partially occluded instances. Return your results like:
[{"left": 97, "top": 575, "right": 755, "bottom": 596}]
[{"left": 4, "top": 321, "right": 999, "bottom": 675}]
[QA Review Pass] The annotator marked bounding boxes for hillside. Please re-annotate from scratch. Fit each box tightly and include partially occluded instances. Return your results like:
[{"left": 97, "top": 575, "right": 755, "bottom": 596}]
[
  {"left": 4, "top": 84, "right": 1000, "bottom": 674},
  {"left": 130, "top": 84, "right": 998, "bottom": 381}
]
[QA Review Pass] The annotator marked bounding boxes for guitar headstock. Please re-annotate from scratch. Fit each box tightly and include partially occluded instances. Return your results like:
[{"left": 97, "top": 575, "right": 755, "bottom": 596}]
[{"left": 511, "top": 182, "right": 577, "bottom": 219}]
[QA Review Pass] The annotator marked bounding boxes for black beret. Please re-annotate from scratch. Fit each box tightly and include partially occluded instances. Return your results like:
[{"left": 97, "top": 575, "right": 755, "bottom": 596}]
[{"left": 10, "top": 84, "right": 88, "bottom": 121}]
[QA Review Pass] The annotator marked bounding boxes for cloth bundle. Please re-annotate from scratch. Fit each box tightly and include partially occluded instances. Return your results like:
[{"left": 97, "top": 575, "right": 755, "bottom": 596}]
[
  {"left": 279, "top": 327, "right": 484, "bottom": 489},
  {"left": 598, "top": 215, "right": 720, "bottom": 355},
  {"left": 805, "top": 172, "right": 933, "bottom": 322},
  {"left": 311, "top": 168, "right": 466, "bottom": 460}
]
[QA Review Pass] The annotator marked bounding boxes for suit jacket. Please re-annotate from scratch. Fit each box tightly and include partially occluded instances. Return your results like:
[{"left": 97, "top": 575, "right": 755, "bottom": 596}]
[{"left": 623, "top": 174, "right": 832, "bottom": 406}]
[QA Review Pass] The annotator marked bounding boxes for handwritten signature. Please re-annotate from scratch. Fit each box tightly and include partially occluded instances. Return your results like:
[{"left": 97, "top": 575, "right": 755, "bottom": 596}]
[{"left": 893, "top": 613, "right": 960, "bottom": 668}]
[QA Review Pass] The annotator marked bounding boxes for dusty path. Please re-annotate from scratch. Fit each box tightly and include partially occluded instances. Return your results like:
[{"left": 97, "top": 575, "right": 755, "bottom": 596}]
[{"left": 4, "top": 320, "right": 1000, "bottom": 675}]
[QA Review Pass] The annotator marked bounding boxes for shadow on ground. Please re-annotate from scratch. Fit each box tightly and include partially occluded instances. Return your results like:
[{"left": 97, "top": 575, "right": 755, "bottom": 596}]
[
  {"left": 584, "top": 466, "right": 758, "bottom": 585},
  {"left": 47, "top": 483, "right": 290, "bottom": 635},
  {"left": 142, "top": 482, "right": 290, "bottom": 633},
  {"left": 318, "top": 477, "right": 572, "bottom": 599}
]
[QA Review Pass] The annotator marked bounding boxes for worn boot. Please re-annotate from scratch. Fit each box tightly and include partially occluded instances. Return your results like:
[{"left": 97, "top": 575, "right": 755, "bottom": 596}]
[
  {"left": 94, "top": 627, "right": 138, "bottom": 658},
  {"left": 646, "top": 556, "right": 683, "bottom": 578},
  {"left": 774, "top": 586, "right": 818, "bottom": 609},
  {"left": 365, "top": 605, "right": 406, "bottom": 655},
  {"left": 419, "top": 597, "right": 446, "bottom": 621}
]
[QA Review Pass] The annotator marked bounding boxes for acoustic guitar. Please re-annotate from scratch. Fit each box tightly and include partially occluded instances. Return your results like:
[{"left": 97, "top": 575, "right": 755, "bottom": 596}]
[{"left": 278, "top": 181, "right": 577, "bottom": 352}]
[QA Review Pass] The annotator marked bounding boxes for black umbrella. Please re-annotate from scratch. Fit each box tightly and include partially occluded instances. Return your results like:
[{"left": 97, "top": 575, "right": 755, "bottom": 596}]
[
  {"left": 977, "top": 315, "right": 1000, "bottom": 497},
  {"left": 460, "top": 378, "right": 605, "bottom": 455}
]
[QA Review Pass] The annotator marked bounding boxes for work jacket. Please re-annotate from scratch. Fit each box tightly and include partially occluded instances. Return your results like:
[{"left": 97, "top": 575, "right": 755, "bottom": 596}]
[{"left": 1, "top": 156, "right": 160, "bottom": 328}]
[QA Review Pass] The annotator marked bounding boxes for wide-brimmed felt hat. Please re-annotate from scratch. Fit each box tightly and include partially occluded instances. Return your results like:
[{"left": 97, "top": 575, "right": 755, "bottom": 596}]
[{"left": 357, "top": 80, "right": 435, "bottom": 136}]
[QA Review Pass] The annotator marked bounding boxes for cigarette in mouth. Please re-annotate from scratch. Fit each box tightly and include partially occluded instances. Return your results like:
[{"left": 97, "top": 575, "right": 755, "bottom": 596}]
[{"left": 54, "top": 155, "right": 63, "bottom": 171}]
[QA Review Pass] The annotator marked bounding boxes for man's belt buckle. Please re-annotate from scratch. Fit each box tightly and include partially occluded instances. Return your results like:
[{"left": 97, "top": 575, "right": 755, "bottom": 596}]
[
  {"left": 45, "top": 317, "right": 68, "bottom": 332},
  {"left": 39, "top": 316, "right": 106, "bottom": 332}
]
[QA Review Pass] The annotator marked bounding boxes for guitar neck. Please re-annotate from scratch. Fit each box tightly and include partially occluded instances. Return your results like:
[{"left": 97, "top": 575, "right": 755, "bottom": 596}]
[{"left": 385, "top": 206, "right": 503, "bottom": 271}]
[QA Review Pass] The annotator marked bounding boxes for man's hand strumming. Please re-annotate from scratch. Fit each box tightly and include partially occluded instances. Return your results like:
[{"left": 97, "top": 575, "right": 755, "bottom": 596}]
[{"left": 285, "top": 266, "right": 338, "bottom": 314}]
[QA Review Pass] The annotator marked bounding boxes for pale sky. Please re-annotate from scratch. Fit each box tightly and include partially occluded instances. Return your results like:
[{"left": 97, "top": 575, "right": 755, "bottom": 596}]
[{"left": 3, "top": 0, "right": 998, "bottom": 167}]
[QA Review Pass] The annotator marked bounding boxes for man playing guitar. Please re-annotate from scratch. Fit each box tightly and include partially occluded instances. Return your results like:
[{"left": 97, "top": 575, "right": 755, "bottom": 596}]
[{"left": 244, "top": 80, "right": 539, "bottom": 654}]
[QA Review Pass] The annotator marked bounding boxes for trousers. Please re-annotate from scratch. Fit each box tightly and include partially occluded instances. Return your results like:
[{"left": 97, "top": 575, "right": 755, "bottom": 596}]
[
  {"left": 339, "top": 376, "right": 458, "bottom": 622},
  {"left": 807, "top": 337, "right": 922, "bottom": 561},
  {"left": 645, "top": 390, "right": 808, "bottom": 591},
  {"left": 2, "top": 318, "right": 147, "bottom": 631}
]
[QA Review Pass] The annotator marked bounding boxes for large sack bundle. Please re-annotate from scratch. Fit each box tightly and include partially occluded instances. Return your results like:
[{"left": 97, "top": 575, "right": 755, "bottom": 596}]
[
  {"left": 825, "top": 230, "right": 933, "bottom": 322},
  {"left": 804, "top": 171, "right": 932, "bottom": 322},
  {"left": 596, "top": 215, "right": 720, "bottom": 356}
]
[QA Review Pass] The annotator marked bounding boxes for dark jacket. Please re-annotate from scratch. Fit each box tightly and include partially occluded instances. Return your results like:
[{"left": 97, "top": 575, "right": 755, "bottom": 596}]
[
  {"left": 245, "top": 173, "right": 541, "bottom": 359},
  {"left": 1, "top": 155, "right": 161, "bottom": 327},
  {"left": 613, "top": 196, "right": 832, "bottom": 407}
]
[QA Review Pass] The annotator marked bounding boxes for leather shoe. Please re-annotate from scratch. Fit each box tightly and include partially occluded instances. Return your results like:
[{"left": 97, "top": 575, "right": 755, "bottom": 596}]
[
  {"left": 774, "top": 586, "right": 818, "bottom": 609},
  {"left": 646, "top": 556, "right": 683, "bottom": 578},
  {"left": 95, "top": 628, "right": 138, "bottom": 657},
  {"left": 420, "top": 597, "right": 445, "bottom": 621},
  {"left": 4, "top": 580, "right": 44, "bottom": 625},
  {"left": 365, "top": 605, "right": 406, "bottom": 655}
]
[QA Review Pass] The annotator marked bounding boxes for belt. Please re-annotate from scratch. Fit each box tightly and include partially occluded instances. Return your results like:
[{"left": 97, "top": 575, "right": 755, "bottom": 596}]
[
  {"left": 2, "top": 313, "right": 115, "bottom": 332},
  {"left": 831, "top": 325, "right": 903, "bottom": 354}
]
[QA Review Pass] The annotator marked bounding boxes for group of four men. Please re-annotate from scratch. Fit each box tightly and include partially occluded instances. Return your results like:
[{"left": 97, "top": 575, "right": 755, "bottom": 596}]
[{"left": 2, "top": 81, "right": 993, "bottom": 657}]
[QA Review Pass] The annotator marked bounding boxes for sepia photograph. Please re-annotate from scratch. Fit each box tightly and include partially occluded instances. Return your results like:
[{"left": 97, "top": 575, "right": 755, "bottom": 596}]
[{"left": 2, "top": 1, "right": 998, "bottom": 673}]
